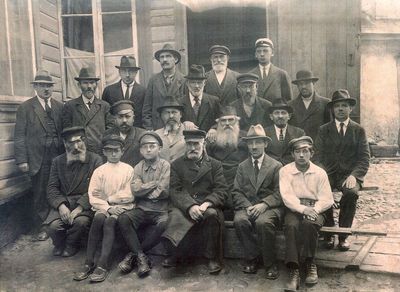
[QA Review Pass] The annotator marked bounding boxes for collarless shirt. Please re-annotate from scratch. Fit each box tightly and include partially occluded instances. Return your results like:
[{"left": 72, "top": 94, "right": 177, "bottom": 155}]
[
  {"left": 121, "top": 81, "right": 135, "bottom": 98},
  {"left": 259, "top": 63, "right": 271, "bottom": 79},
  {"left": 36, "top": 95, "right": 52, "bottom": 110},
  {"left": 335, "top": 118, "right": 350, "bottom": 135},
  {"left": 189, "top": 92, "right": 203, "bottom": 107},
  {"left": 251, "top": 153, "right": 264, "bottom": 170},
  {"left": 82, "top": 95, "right": 95, "bottom": 110},
  {"left": 301, "top": 96, "right": 313, "bottom": 109},
  {"left": 215, "top": 69, "right": 226, "bottom": 85},
  {"left": 274, "top": 124, "right": 287, "bottom": 140}
]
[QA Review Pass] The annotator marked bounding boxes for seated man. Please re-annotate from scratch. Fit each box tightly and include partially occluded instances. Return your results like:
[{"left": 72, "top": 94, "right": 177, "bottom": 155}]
[
  {"left": 162, "top": 130, "right": 227, "bottom": 274},
  {"left": 232, "top": 124, "right": 283, "bottom": 278},
  {"left": 44, "top": 127, "right": 103, "bottom": 257},
  {"left": 280, "top": 136, "right": 333, "bottom": 291}
]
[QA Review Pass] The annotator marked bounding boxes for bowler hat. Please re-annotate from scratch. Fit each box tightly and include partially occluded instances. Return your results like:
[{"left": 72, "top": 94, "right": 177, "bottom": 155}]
[
  {"left": 209, "top": 45, "right": 231, "bottom": 56},
  {"left": 31, "top": 70, "right": 55, "bottom": 84},
  {"left": 110, "top": 100, "right": 135, "bottom": 115},
  {"left": 288, "top": 136, "right": 314, "bottom": 151},
  {"left": 269, "top": 98, "right": 293, "bottom": 114},
  {"left": 115, "top": 56, "right": 141, "bottom": 70},
  {"left": 61, "top": 126, "right": 86, "bottom": 139},
  {"left": 292, "top": 70, "right": 319, "bottom": 84},
  {"left": 74, "top": 67, "right": 100, "bottom": 81},
  {"left": 183, "top": 129, "right": 207, "bottom": 140},
  {"left": 139, "top": 131, "right": 163, "bottom": 147},
  {"left": 184, "top": 64, "right": 207, "bottom": 80},
  {"left": 237, "top": 73, "right": 259, "bottom": 84},
  {"left": 327, "top": 89, "right": 357, "bottom": 107},
  {"left": 242, "top": 124, "right": 272, "bottom": 143},
  {"left": 255, "top": 38, "right": 274, "bottom": 49},
  {"left": 102, "top": 134, "right": 125, "bottom": 149},
  {"left": 156, "top": 96, "right": 184, "bottom": 113},
  {"left": 154, "top": 44, "right": 181, "bottom": 64}
]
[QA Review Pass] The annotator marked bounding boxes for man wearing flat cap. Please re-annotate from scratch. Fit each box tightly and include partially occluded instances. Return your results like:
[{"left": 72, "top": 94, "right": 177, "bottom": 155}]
[
  {"left": 280, "top": 136, "right": 333, "bottom": 291},
  {"left": 162, "top": 129, "right": 227, "bottom": 274},
  {"left": 181, "top": 64, "right": 221, "bottom": 132},
  {"left": 62, "top": 66, "right": 114, "bottom": 155},
  {"left": 142, "top": 44, "right": 185, "bottom": 130},
  {"left": 248, "top": 38, "right": 293, "bottom": 102},
  {"left": 103, "top": 100, "right": 146, "bottom": 167},
  {"left": 288, "top": 70, "right": 331, "bottom": 140},
  {"left": 314, "top": 89, "right": 370, "bottom": 251},
  {"left": 102, "top": 56, "right": 146, "bottom": 128},
  {"left": 232, "top": 124, "right": 283, "bottom": 278},
  {"left": 204, "top": 45, "right": 240, "bottom": 106},
  {"left": 14, "top": 70, "right": 64, "bottom": 241},
  {"left": 44, "top": 127, "right": 103, "bottom": 257}
]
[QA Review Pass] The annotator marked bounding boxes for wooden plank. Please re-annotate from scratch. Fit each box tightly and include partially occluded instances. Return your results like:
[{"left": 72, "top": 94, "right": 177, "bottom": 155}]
[
  {"left": 136, "top": 0, "right": 153, "bottom": 84},
  {"left": 174, "top": 0, "right": 188, "bottom": 75},
  {"left": 40, "top": 28, "right": 59, "bottom": 48},
  {"left": 150, "top": 9, "right": 174, "bottom": 27},
  {"left": 151, "top": 0, "right": 174, "bottom": 10},
  {"left": 40, "top": 12, "right": 58, "bottom": 34},
  {"left": 151, "top": 25, "right": 175, "bottom": 43},
  {"left": 346, "top": 236, "right": 378, "bottom": 270},
  {"left": 0, "top": 111, "right": 16, "bottom": 123},
  {"left": 276, "top": 0, "right": 292, "bottom": 73},
  {"left": 0, "top": 123, "right": 15, "bottom": 141},
  {"left": 39, "top": 0, "right": 57, "bottom": 19},
  {"left": 0, "top": 159, "right": 20, "bottom": 180},
  {"left": 0, "top": 141, "right": 14, "bottom": 160},
  {"left": 0, "top": 174, "right": 30, "bottom": 190},
  {"left": 41, "top": 59, "right": 62, "bottom": 78},
  {"left": 0, "top": 180, "right": 31, "bottom": 205},
  {"left": 320, "top": 226, "right": 387, "bottom": 236},
  {"left": 361, "top": 253, "right": 400, "bottom": 274},
  {"left": 370, "top": 241, "right": 400, "bottom": 255},
  {"left": 40, "top": 43, "right": 61, "bottom": 61}
]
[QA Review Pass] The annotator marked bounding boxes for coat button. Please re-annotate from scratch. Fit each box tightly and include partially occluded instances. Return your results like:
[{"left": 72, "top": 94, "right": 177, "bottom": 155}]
[{"left": 193, "top": 194, "right": 197, "bottom": 198}]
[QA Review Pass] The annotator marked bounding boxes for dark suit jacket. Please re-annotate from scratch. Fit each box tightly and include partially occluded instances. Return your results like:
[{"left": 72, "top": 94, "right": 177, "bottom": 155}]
[
  {"left": 180, "top": 92, "right": 221, "bottom": 132},
  {"left": 248, "top": 64, "right": 293, "bottom": 102},
  {"left": 142, "top": 71, "right": 185, "bottom": 130},
  {"left": 232, "top": 154, "right": 283, "bottom": 210},
  {"left": 204, "top": 68, "right": 239, "bottom": 106},
  {"left": 288, "top": 92, "right": 331, "bottom": 140},
  {"left": 44, "top": 151, "right": 103, "bottom": 224},
  {"left": 102, "top": 80, "right": 146, "bottom": 128},
  {"left": 314, "top": 120, "right": 370, "bottom": 182},
  {"left": 230, "top": 97, "right": 273, "bottom": 131},
  {"left": 62, "top": 96, "right": 113, "bottom": 155},
  {"left": 264, "top": 125, "right": 305, "bottom": 165},
  {"left": 14, "top": 96, "right": 64, "bottom": 176}
]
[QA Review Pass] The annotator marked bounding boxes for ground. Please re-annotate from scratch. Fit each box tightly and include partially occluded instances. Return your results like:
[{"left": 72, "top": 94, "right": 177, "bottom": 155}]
[{"left": 0, "top": 159, "right": 399, "bottom": 291}]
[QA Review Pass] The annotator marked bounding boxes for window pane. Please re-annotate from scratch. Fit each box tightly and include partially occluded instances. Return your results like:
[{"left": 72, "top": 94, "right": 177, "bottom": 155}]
[
  {"left": 104, "top": 52, "right": 135, "bottom": 85},
  {"left": 0, "top": 0, "right": 11, "bottom": 95},
  {"left": 101, "top": 0, "right": 131, "bottom": 12},
  {"left": 102, "top": 13, "right": 133, "bottom": 54},
  {"left": 64, "top": 58, "right": 97, "bottom": 98},
  {"left": 62, "top": 0, "right": 92, "bottom": 15},
  {"left": 63, "top": 16, "right": 94, "bottom": 54}
]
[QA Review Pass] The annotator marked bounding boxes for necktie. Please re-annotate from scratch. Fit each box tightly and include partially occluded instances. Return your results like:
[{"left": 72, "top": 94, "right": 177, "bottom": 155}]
[
  {"left": 339, "top": 122, "right": 345, "bottom": 137},
  {"left": 124, "top": 84, "right": 130, "bottom": 99},
  {"left": 263, "top": 66, "right": 267, "bottom": 80},
  {"left": 279, "top": 128, "right": 284, "bottom": 142},
  {"left": 193, "top": 97, "right": 200, "bottom": 117},
  {"left": 87, "top": 101, "right": 92, "bottom": 109},
  {"left": 254, "top": 159, "right": 259, "bottom": 181},
  {"left": 44, "top": 99, "right": 52, "bottom": 118}
]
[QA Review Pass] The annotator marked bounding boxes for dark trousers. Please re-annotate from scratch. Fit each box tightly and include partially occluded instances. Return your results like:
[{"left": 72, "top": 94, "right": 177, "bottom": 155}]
[
  {"left": 234, "top": 208, "right": 282, "bottom": 267},
  {"left": 284, "top": 210, "right": 325, "bottom": 268},
  {"left": 47, "top": 215, "right": 91, "bottom": 248},
  {"left": 117, "top": 208, "right": 168, "bottom": 255}
]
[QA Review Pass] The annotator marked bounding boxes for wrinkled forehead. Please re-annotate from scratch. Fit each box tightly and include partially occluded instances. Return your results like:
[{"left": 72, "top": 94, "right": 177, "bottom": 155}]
[{"left": 65, "top": 135, "right": 84, "bottom": 143}]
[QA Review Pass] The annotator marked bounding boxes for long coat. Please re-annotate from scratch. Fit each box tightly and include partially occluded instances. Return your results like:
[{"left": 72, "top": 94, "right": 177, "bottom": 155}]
[
  {"left": 180, "top": 92, "right": 221, "bottom": 132},
  {"left": 204, "top": 68, "right": 239, "bottom": 106},
  {"left": 62, "top": 96, "right": 114, "bottom": 155},
  {"left": 14, "top": 96, "right": 64, "bottom": 176},
  {"left": 162, "top": 154, "right": 227, "bottom": 246},
  {"left": 288, "top": 92, "right": 331, "bottom": 140},
  {"left": 102, "top": 80, "right": 146, "bottom": 128},
  {"left": 248, "top": 64, "right": 293, "bottom": 102},
  {"left": 264, "top": 125, "right": 305, "bottom": 165},
  {"left": 314, "top": 120, "right": 370, "bottom": 182},
  {"left": 142, "top": 71, "right": 185, "bottom": 130},
  {"left": 44, "top": 151, "right": 103, "bottom": 224},
  {"left": 155, "top": 126, "right": 186, "bottom": 163}
]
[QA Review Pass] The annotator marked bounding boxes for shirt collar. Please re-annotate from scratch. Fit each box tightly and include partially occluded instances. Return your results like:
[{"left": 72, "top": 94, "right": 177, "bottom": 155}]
[
  {"left": 144, "top": 157, "right": 160, "bottom": 171},
  {"left": 274, "top": 124, "right": 287, "bottom": 133},
  {"left": 36, "top": 95, "right": 52, "bottom": 109},
  {"left": 189, "top": 92, "right": 203, "bottom": 103},
  {"left": 335, "top": 118, "right": 350, "bottom": 128},
  {"left": 259, "top": 63, "right": 271, "bottom": 72},
  {"left": 251, "top": 153, "right": 264, "bottom": 165},
  {"left": 290, "top": 161, "right": 317, "bottom": 175},
  {"left": 81, "top": 94, "right": 95, "bottom": 105},
  {"left": 121, "top": 81, "right": 135, "bottom": 89}
]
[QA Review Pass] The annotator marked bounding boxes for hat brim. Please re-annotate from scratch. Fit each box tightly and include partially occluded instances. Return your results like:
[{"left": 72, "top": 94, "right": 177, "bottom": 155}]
[
  {"left": 154, "top": 49, "right": 181, "bottom": 64},
  {"left": 184, "top": 76, "right": 207, "bottom": 80},
  {"left": 157, "top": 105, "right": 184, "bottom": 113},
  {"left": 242, "top": 135, "right": 272, "bottom": 143},
  {"left": 115, "top": 66, "right": 141, "bottom": 70},
  {"left": 292, "top": 77, "right": 319, "bottom": 85},
  {"left": 327, "top": 98, "right": 357, "bottom": 107},
  {"left": 269, "top": 106, "right": 293, "bottom": 114},
  {"left": 74, "top": 77, "right": 100, "bottom": 81},
  {"left": 31, "top": 80, "right": 55, "bottom": 84}
]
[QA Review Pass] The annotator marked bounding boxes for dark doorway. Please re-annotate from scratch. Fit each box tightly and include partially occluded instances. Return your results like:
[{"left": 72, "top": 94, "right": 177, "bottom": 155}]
[{"left": 187, "top": 6, "right": 266, "bottom": 73}]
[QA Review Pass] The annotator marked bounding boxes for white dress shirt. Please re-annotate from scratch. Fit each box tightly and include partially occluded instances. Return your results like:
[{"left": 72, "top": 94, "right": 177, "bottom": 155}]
[
  {"left": 189, "top": 93, "right": 203, "bottom": 107},
  {"left": 215, "top": 70, "right": 226, "bottom": 85},
  {"left": 335, "top": 118, "right": 350, "bottom": 135},
  {"left": 274, "top": 125, "right": 287, "bottom": 140},
  {"left": 121, "top": 81, "right": 135, "bottom": 98},
  {"left": 36, "top": 95, "right": 52, "bottom": 110},
  {"left": 259, "top": 63, "right": 271, "bottom": 79},
  {"left": 301, "top": 96, "right": 312, "bottom": 109},
  {"left": 251, "top": 153, "right": 264, "bottom": 170},
  {"left": 82, "top": 95, "right": 95, "bottom": 110}
]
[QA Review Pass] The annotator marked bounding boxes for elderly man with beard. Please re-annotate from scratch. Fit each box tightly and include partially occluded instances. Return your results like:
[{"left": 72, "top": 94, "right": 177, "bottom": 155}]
[
  {"left": 204, "top": 45, "right": 239, "bottom": 106},
  {"left": 44, "top": 127, "right": 103, "bottom": 257},
  {"left": 103, "top": 100, "right": 146, "bottom": 167}
]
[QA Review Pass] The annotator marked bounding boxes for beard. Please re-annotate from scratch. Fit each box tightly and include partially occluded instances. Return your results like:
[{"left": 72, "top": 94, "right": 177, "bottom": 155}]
[
  {"left": 215, "top": 123, "right": 240, "bottom": 148},
  {"left": 164, "top": 119, "right": 180, "bottom": 132},
  {"left": 66, "top": 144, "right": 87, "bottom": 165},
  {"left": 212, "top": 63, "right": 227, "bottom": 73}
]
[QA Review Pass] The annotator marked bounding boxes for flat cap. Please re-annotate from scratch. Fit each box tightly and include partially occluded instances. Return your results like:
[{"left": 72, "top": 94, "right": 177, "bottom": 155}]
[
  {"left": 102, "top": 134, "right": 125, "bottom": 149},
  {"left": 110, "top": 100, "right": 135, "bottom": 115},
  {"left": 209, "top": 45, "right": 231, "bottom": 56},
  {"left": 139, "top": 131, "right": 163, "bottom": 147},
  {"left": 255, "top": 38, "right": 274, "bottom": 49},
  {"left": 61, "top": 126, "right": 85, "bottom": 139},
  {"left": 237, "top": 73, "right": 259, "bottom": 84},
  {"left": 183, "top": 129, "right": 207, "bottom": 140},
  {"left": 288, "top": 136, "right": 314, "bottom": 151}
]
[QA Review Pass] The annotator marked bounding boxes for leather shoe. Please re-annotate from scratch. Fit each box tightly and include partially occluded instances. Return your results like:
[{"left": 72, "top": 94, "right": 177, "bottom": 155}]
[
  {"left": 208, "top": 259, "right": 222, "bottom": 275},
  {"left": 137, "top": 253, "right": 151, "bottom": 278},
  {"left": 305, "top": 263, "right": 318, "bottom": 285},
  {"left": 73, "top": 264, "right": 95, "bottom": 281},
  {"left": 285, "top": 268, "right": 300, "bottom": 292},
  {"left": 52, "top": 246, "right": 64, "bottom": 256},
  {"left": 242, "top": 258, "right": 258, "bottom": 274},
  {"left": 338, "top": 238, "right": 350, "bottom": 251},
  {"left": 118, "top": 252, "right": 136, "bottom": 273},
  {"left": 89, "top": 266, "right": 109, "bottom": 283},
  {"left": 32, "top": 230, "right": 49, "bottom": 242},
  {"left": 162, "top": 256, "right": 177, "bottom": 268},
  {"left": 325, "top": 236, "right": 335, "bottom": 249},
  {"left": 265, "top": 263, "right": 279, "bottom": 280},
  {"left": 62, "top": 245, "right": 78, "bottom": 257}
]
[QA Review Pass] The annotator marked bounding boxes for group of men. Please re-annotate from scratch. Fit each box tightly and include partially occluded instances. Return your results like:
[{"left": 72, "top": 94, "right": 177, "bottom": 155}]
[{"left": 14, "top": 37, "right": 370, "bottom": 291}]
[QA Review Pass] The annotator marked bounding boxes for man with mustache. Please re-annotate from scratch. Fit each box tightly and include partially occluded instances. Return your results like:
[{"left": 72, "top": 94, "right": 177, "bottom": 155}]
[
  {"left": 103, "top": 100, "right": 146, "bottom": 167},
  {"left": 142, "top": 44, "right": 185, "bottom": 130},
  {"left": 288, "top": 70, "right": 331, "bottom": 140},
  {"left": 44, "top": 127, "right": 103, "bottom": 257},
  {"left": 204, "top": 45, "right": 239, "bottom": 106},
  {"left": 62, "top": 67, "right": 114, "bottom": 155}
]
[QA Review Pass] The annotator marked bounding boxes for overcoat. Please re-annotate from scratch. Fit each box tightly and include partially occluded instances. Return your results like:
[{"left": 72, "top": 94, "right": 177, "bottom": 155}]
[
  {"left": 204, "top": 68, "right": 239, "bottom": 106},
  {"left": 155, "top": 126, "right": 186, "bottom": 163},
  {"left": 229, "top": 97, "right": 272, "bottom": 131}
]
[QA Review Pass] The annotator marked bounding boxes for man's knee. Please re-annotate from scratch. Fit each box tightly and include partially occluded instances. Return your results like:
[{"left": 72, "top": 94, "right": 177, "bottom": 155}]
[
  {"left": 234, "top": 213, "right": 251, "bottom": 230},
  {"left": 47, "top": 219, "right": 64, "bottom": 233},
  {"left": 203, "top": 208, "right": 218, "bottom": 220},
  {"left": 117, "top": 213, "right": 131, "bottom": 227},
  {"left": 342, "top": 188, "right": 359, "bottom": 203},
  {"left": 73, "top": 216, "right": 91, "bottom": 229},
  {"left": 255, "top": 219, "right": 276, "bottom": 234}
]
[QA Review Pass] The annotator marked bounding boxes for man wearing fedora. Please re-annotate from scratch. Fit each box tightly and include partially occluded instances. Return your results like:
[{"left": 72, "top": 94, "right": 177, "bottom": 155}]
[
  {"left": 14, "top": 70, "right": 64, "bottom": 241},
  {"left": 181, "top": 64, "right": 221, "bottom": 132},
  {"left": 62, "top": 66, "right": 114, "bottom": 155},
  {"left": 288, "top": 70, "right": 331, "bottom": 140},
  {"left": 204, "top": 45, "right": 239, "bottom": 106},
  {"left": 142, "top": 44, "right": 185, "bottom": 130},
  {"left": 232, "top": 124, "right": 283, "bottom": 278},
  {"left": 102, "top": 56, "right": 146, "bottom": 128},
  {"left": 264, "top": 98, "right": 305, "bottom": 165},
  {"left": 314, "top": 89, "right": 370, "bottom": 251},
  {"left": 248, "top": 38, "right": 292, "bottom": 102}
]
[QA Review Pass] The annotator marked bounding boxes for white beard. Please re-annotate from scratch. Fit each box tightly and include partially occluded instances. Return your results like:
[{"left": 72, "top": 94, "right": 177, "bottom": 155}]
[
  {"left": 66, "top": 151, "right": 86, "bottom": 165},
  {"left": 215, "top": 123, "right": 240, "bottom": 148}
]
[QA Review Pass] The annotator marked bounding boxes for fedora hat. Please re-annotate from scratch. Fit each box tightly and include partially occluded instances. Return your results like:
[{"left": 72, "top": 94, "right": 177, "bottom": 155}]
[
  {"left": 157, "top": 96, "right": 184, "bottom": 113},
  {"left": 184, "top": 64, "right": 207, "bottom": 80},
  {"left": 269, "top": 98, "right": 293, "bottom": 114},
  {"left": 242, "top": 124, "right": 272, "bottom": 142},
  {"left": 74, "top": 67, "right": 100, "bottom": 81},
  {"left": 154, "top": 44, "right": 181, "bottom": 64},
  {"left": 328, "top": 89, "right": 357, "bottom": 107},
  {"left": 292, "top": 70, "right": 319, "bottom": 84},
  {"left": 115, "top": 56, "right": 141, "bottom": 70},
  {"left": 31, "top": 70, "right": 55, "bottom": 84}
]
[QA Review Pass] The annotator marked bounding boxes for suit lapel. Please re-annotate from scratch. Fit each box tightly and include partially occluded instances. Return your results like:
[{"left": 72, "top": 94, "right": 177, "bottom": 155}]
[
  {"left": 51, "top": 100, "right": 62, "bottom": 132},
  {"left": 244, "top": 159, "right": 257, "bottom": 188},
  {"left": 197, "top": 95, "right": 210, "bottom": 126},
  {"left": 85, "top": 99, "right": 101, "bottom": 125},
  {"left": 68, "top": 156, "right": 91, "bottom": 194},
  {"left": 182, "top": 93, "right": 196, "bottom": 122},
  {"left": 32, "top": 98, "right": 50, "bottom": 132},
  {"left": 255, "top": 155, "right": 270, "bottom": 190},
  {"left": 154, "top": 73, "right": 168, "bottom": 96},
  {"left": 260, "top": 65, "right": 277, "bottom": 93},
  {"left": 75, "top": 97, "right": 90, "bottom": 123},
  {"left": 57, "top": 155, "right": 72, "bottom": 193},
  {"left": 168, "top": 73, "right": 184, "bottom": 96},
  {"left": 192, "top": 156, "right": 212, "bottom": 184}
]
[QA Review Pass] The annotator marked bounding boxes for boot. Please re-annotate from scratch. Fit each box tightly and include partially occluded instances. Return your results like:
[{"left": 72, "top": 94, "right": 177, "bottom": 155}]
[
  {"left": 118, "top": 252, "right": 136, "bottom": 273},
  {"left": 305, "top": 263, "right": 318, "bottom": 285},
  {"left": 137, "top": 252, "right": 151, "bottom": 277},
  {"left": 285, "top": 268, "right": 300, "bottom": 291}
]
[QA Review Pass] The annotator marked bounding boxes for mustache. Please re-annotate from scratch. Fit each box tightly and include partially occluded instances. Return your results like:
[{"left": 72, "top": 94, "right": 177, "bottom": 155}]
[{"left": 224, "top": 125, "right": 233, "bottom": 130}]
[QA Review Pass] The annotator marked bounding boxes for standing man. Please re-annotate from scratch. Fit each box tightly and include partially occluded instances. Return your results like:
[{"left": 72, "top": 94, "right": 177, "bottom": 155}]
[
  {"left": 102, "top": 56, "right": 146, "bottom": 128},
  {"left": 14, "top": 70, "right": 64, "bottom": 241},
  {"left": 204, "top": 45, "right": 239, "bottom": 106},
  {"left": 232, "top": 125, "right": 283, "bottom": 279},
  {"left": 280, "top": 136, "right": 333, "bottom": 291},
  {"left": 289, "top": 70, "right": 331, "bottom": 140},
  {"left": 248, "top": 38, "right": 292, "bottom": 102},
  {"left": 162, "top": 130, "right": 227, "bottom": 274},
  {"left": 142, "top": 44, "right": 185, "bottom": 130},
  {"left": 314, "top": 90, "right": 370, "bottom": 251},
  {"left": 62, "top": 67, "right": 113, "bottom": 155}
]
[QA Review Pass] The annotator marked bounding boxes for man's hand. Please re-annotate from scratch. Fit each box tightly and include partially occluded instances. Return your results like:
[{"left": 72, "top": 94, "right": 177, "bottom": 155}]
[
  {"left": 142, "top": 181, "right": 157, "bottom": 190},
  {"left": 247, "top": 203, "right": 268, "bottom": 220},
  {"left": 189, "top": 205, "right": 203, "bottom": 221},
  {"left": 18, "top": 163, "right": 29, "bottom": 173},
  {"left": 342, "top": 175, "right": 357, "bottom": 189},
  {"left": 206, "top": 129, "right": 217, "bottom": 143},
  {"left": 303, "top": 207, "right": 318, "bottom": 221},
  {"left": 69, "top": 205, "right": 83, "bottom": 225},
  {"left": 182, "top": 121, "right": 198, "bottom": 130},
  {"left": 58, "top": 204, "right": 71, "bottom": 224},
  {"left": 108, "top": 207, "right": 125, "bottom": 216},
  {"left": 199, "top": 201, "right": 212, "bottom": 212}
]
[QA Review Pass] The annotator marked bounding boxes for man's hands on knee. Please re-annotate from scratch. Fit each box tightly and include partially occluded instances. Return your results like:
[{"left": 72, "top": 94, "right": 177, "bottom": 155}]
[
  {"left": 189, "top": 205, "right": 204, "bottom": 221},
  {"left": 342, "top": 175, "right": 357, "bottom": 189},
  {"left": 108, "top": 207, "right": 125, "bottom": 216},
  {"left": 247, "top": 203, "right": 268, "bottom": 220},
  {"left": 303, "top": 207, "right": 318, "bottom": 221},
  {"left": 58, "top": 204, "right": 71, "bottom": 224},
  {"left": 69, "top": 205, "right": 83, "bottom": 224}
]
